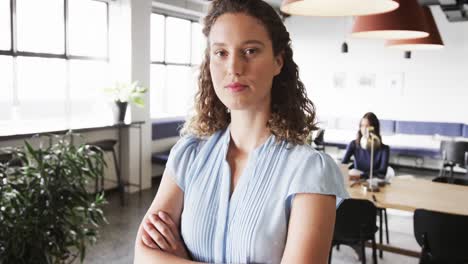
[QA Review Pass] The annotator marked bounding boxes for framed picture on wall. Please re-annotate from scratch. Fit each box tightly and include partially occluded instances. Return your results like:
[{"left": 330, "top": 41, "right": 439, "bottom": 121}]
[
  {"left": 332, "top": 72, "right": 347, "bottom": 90},
  {"left": 357, "top": 73, "right": 376, "bottom": 89},
  {"left": 383, "top": 72, "right": 404, "bottom": 96}
]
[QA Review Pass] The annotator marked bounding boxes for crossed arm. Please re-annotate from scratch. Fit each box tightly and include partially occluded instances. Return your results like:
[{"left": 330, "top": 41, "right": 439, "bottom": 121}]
[{"left": 134, "top": 169, "right": 336, "bottom": 264}]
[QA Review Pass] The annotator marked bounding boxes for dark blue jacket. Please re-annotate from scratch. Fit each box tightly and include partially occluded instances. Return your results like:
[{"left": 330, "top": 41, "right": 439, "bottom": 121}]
[{"left": 341, "top": 140, "right": 390, "bottom": 179}]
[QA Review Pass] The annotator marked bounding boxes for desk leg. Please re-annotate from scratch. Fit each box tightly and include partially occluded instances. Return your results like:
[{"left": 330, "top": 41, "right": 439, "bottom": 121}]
[
  {"left": 118, "top": 126, "right": 125, "bottom": 206},
  {"left": 139, "top": 124, "right": 142, "bottom": 196}
]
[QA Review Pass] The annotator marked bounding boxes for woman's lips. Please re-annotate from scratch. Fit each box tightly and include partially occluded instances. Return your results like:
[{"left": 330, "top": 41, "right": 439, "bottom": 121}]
[{"left": 226, "top": 82, "right": 247, "bottom": 93}]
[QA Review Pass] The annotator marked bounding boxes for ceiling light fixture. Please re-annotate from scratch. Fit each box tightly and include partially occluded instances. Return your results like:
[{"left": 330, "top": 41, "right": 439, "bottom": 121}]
[
  {"left": 351, "top": 0, "right": 429, "bottom": 39},
  {"left": 280, "top": 0, "right": 399, "bottom": 17},
  {"left": 386, "top": 7, "right": 444, "bottom": 50}
]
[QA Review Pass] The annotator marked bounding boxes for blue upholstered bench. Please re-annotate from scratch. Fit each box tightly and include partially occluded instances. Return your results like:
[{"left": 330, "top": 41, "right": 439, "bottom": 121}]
[
  {"left": 323, "top": 119, "right": 467, "bottom": 169},
  {"left": 151, "top": 151, "right": 170, "bottom": 165},
  {"left": 151, "top": 119, "right": 184, "bottom": 166}
]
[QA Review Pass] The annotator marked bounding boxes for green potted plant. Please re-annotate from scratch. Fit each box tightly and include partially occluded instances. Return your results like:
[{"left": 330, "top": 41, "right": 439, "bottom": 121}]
[
  {"left": 0, "top": 134, "right": 107, "bottom": 263},
  {"left": 103, "top": 81, "right": 148, "bottom": 123}
]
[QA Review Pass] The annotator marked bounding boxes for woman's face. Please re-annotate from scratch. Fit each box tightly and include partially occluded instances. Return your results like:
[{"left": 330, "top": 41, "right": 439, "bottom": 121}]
[
  {"left": 360, "top": 118, "right": 370, "bottom": 135},
  {"left": 208, "top": 12, "right": 283, "bottom": 111}
]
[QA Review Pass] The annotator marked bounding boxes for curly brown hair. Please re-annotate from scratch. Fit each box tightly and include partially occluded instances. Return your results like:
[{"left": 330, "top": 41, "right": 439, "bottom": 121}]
[{"left": 182, "top": 0, "right": 317, "bottom": 145}]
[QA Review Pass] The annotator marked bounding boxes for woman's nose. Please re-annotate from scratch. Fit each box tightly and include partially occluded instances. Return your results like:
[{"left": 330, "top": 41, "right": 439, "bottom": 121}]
[{"left": 227, "top": 54, "right": 244, "bottom": 77}]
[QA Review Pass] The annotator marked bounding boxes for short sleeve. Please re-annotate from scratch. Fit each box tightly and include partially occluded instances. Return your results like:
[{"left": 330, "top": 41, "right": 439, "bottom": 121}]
[
  {"left": 286, "top": 151, "right": 350, "bottom": 209},
  {"left": 165, "top": 135, "right": 201, "bottom": 192}
]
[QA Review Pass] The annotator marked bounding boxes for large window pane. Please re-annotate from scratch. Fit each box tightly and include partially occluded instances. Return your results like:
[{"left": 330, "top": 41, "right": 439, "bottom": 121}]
[
  {"left": 150, "top": 64, "right": 167, "bottom": 118},
  {"left": 0, "top": 56, "right": 13, "bottom": 121},
  {"left": 166, "top": 17, "right": 190, "bottom": 64},
  {"left": 0, "top": 0, "right": 11, "bottom": 50},
  {"left": 69, "top": 0, "right": 107, "bottom": 57},
  {"left": 17, "top": 0, "right": 64, "bottom": 54},
  {"left": 69, "top": 60, "right": 110, "bottom": 100},
  {"left": 191, "top": 23, "right": 205, "bottom": 65},
  {"left": 16, "top": 57, "right": 66, "bottom": 120},
  {"left": 151, "top": 14, "right": 165, "bottom": 62},
  {"left": 165, "top": 65, "right": 194, "bottom": 117},
  {"left": 69, "top": 59, "right": 112, "bottom": 124}
]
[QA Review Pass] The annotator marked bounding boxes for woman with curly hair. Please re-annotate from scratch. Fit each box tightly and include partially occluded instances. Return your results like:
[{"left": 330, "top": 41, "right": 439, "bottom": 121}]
[{"left": 134, "top": 0, "right": 348, "bottom": 263}]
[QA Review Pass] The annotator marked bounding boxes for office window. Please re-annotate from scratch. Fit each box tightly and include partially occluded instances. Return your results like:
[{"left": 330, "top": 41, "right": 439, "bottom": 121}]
[
  {"left": 16, "top": 57, "right": 67, "bottom": 120},
  {"left": 0, "top": 0, "right": 11, "bottom": 50},
  {"left": 191, "top": 23, "right": 204, "bottom": 65},
  {"left": 150, "top": 13, "right": 205, "bottom": 118},
  {"left": 69, "top": 59, "right": 111, "bottom": 124},
  {"left": 0, "top": 56, "right": 13, "bottom": 121},
  {"left": 69, "top": 0, "right": 107, "bottom": 57},
  {"left": 0, "top": 0, "right": 110, "bottom": 128},
  {"left": 151, "top": 14, "right": 165, "bottom": 62},
  {"left": 166, "top": 17, "right": 191, "bottom": 64},
  {"left": 17, "top": 0, "right": 65, "bottom": 54}
]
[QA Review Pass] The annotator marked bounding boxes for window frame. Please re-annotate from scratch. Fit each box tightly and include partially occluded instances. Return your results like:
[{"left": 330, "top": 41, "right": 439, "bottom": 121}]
[
  {"left": 0, "top": 0, "right": 110, "bottom": 60},
  {"left": 150, "top": 11, "right": 203, "bottom": 119},
  {"left": 0, "top": 0, "right": 110, "bottom": 123}
]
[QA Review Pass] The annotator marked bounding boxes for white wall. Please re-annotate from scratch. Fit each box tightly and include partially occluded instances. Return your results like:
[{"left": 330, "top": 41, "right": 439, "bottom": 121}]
[{"left": 285, "top": 6, "right": 468, "bottom": 124}]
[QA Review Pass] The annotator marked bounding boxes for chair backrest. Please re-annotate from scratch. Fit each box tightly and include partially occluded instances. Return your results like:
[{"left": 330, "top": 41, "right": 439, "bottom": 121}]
[
  {"left": 440, "top": 141, "right": 468, "bottom": 166},
  {"left": 313, "top": 129, "right": 325, "bottom": 145},
  {"left": 334, "top": 199, "right": 377, "bottom": 240},
  {"left": 0, "top": 153, "right": 22, "bottom": 167},
  {"left": 0, "top": 153, "right": 13, "bottom": 165},
  {"left": 414, "top": 209, "right": 468, "bottom": 263},
  {"left": 432, "top": 176, "right": 468, "bottom": 186}
]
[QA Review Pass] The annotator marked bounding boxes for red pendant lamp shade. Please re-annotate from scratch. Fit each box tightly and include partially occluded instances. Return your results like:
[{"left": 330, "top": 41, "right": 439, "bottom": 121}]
[
  {"left": 351, "top": 0, "right": 429, "bottom": 39},
  {"left": 280, "top": 0, "right": 399, "bottom": 17},
  {"left": 386, "top": 7, "right": 444, "bottom": 50}
]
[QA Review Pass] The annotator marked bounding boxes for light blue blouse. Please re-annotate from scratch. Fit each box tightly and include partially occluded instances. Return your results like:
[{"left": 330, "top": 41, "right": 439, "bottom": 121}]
[{"left": 166, "top": 128, "right": 349, "bottom": 264}]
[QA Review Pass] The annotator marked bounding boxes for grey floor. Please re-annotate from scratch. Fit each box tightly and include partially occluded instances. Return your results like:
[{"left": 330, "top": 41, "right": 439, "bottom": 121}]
[{"left": 84, "top": 167, "right": 449, "bottom": 264}]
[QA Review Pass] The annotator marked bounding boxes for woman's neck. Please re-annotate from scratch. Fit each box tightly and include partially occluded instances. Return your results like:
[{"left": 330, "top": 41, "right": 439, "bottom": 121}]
[{"left": 229, "top": 108, "right": 271, "bottom": 154}]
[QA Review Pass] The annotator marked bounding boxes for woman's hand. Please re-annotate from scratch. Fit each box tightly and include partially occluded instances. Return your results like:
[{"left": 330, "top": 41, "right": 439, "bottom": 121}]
[{"left": 141, "top": 211, "right": 190, "bottom": 259}]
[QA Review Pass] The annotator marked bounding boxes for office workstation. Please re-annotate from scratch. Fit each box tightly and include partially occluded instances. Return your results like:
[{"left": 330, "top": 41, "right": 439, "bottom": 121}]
[{"left": 1, "top": 0, "right": 467, "bottom": 263}]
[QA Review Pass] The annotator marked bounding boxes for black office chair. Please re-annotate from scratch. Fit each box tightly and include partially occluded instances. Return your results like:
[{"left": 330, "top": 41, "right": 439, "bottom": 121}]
[
  {"left": 329, "top": 199, "right": 378, "bottom": 264},
  {"left": 432, "top": 176, "right": 468, "bottom": 186},
  {"left": 0, "top": 152, "right": 22, "bottom": 167},
  {"left": 88, "top": 139, "right": 124, "bottom": 205},
  {"left": 346, "top": 163, "right": 391, "bottom": 258},
  {"left": 313, "top": 129, "right": 326, "bottom": 152},
  {"left": 439, "top": 141, "right": 468, "bottom": 179},
  {"left": 414, "top": 209, "right": 468, "bottom": 264}
]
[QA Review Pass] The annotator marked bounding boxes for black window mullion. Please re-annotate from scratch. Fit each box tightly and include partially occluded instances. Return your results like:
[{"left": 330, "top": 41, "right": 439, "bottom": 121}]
[
  {"left": 151, "top": 61, "right": 191, "bottom": 67},
  {"left": 64, "top": 0, "right": 69, "bottom": 58},
  {"left": 163, "top": 15, "right": 167, "bottom": 63},
  {"left": 106, "top": 2, "right": 110, "bottom": 60},
  {"left": 189, "top": 22, "right": 193, "bottom": 65},
  {"left": 11, "top": 0, "right": 18, "bottom": 107},
  {"left": 11, "top": 0, "right": 16, "bottom": 53}
]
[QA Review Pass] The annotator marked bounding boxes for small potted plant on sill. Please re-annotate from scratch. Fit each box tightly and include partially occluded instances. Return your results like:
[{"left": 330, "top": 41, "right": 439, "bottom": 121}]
[
  {"left": 0, "top": 133, "right": 107, "bottom": 264},
  {"left": 103, "top": 81, "right": 148, "bottom": 123}
]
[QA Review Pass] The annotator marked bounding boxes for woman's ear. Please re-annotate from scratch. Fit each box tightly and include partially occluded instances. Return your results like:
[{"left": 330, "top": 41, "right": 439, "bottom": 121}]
[{"left": 274, "top": 51, "right": 284, "bottom": 76}]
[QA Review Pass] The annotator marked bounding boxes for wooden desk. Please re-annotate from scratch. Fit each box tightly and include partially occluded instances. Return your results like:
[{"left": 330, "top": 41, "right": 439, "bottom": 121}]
[
  {"left": 346, "top": 176, "right": 468, "bottom": 216},
  {"left": 340, "top": 165, "right": 468, "bottom": 257}
]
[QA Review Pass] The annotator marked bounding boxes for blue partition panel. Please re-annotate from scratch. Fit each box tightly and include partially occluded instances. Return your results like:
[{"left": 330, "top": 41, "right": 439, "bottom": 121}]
[
  {"left": 380, "top": 119, "right": 396, "bottom": 134},
  {"left": 395, "top": 121, "right": 463, "bottom": 137},
  {"left": 152, "top": 119, "right": 185, "bottom": 140},
  {"left": 463, "top": 125, "right": 468, "bottom": 138}
]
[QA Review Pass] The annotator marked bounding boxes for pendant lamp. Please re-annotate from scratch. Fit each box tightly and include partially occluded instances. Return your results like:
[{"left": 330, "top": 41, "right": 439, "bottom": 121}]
[
  {"left": 351, "top": 0, "right": 429, "bottom": 39},
  {"left": 280, "top": 0, "right": 399, "bottom": 17},
  {"left": 386, "top": 7, "right": 444, "bottom": 50}
]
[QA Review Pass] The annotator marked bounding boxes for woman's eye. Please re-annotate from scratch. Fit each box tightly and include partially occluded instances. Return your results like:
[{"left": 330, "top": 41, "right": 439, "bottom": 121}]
[
  {"left": 214, "top": 50, "right": 227, "bottom": 57},
  {"left": 244, "top": 48, "right": 258, "bottom": 55}
]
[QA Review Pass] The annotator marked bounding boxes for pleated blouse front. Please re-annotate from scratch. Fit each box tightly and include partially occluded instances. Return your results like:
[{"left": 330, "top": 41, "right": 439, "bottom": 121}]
[{"left": 166, "top": 128, "right": 349, "bottom": 264}]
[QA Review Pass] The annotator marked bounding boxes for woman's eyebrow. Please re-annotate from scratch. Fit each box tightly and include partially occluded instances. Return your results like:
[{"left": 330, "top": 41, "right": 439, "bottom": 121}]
[{"left": 211, "top": 40, "right": 265, "bottom": 47}]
